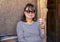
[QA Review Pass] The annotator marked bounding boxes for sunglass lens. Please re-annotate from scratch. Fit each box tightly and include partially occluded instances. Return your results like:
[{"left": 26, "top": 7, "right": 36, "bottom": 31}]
[{"left": 25, "top": 10, "right": 35, "bottom": 13}]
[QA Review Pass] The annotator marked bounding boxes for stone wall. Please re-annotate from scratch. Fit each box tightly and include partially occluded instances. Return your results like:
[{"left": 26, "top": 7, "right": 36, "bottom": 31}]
[
  {"left": 0, "top": 0, "right": 36, "bottom": 34},
  {"left": 37, "top": 0, "right": 48, "bottom": 42}
]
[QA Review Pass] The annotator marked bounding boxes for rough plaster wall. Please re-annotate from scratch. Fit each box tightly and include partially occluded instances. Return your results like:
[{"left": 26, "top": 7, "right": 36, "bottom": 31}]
[{"left": 0, "top": 0, "right": 36, "bottom": 34}]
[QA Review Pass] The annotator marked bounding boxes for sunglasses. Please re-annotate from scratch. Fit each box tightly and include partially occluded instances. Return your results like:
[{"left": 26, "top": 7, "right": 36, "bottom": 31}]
[{"left": 25, "top": 10, "right": 35, "bottom": 13}]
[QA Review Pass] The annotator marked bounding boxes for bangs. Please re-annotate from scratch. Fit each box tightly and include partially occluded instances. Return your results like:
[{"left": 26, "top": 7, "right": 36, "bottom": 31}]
[{"left": 24, "top": 6, "right": 35, "bottom": 11}]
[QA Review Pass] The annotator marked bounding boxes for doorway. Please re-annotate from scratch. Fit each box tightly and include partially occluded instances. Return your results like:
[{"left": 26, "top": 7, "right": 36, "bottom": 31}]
[{"left": 47, "top": 0, "right": 56, "bottom": 42}]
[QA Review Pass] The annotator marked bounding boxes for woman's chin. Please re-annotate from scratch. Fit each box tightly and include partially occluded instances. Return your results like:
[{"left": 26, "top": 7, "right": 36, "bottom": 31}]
[{"left": 28, "top": 17, "right": 33, "bottom": 19}]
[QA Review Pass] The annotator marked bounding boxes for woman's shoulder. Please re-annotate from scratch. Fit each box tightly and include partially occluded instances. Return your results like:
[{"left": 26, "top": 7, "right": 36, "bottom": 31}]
[
  {"left": 17, "top": 21, "right": 24, "bottom": 25},
  {"left": 35, "top": 20, "right": 40, "bottom": 23},
  {"left": 34, "top": 20, "right": 40, "bottom": 25}
]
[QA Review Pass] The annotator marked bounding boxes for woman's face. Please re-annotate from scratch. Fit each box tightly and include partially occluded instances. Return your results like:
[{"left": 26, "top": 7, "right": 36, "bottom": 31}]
[{"left": 24, "top": 7, "right": 35, "bottom": 19}]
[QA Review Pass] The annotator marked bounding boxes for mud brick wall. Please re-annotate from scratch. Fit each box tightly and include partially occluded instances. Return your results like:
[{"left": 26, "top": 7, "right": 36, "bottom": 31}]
[{"left": 0, "top": 0, "right": 36, "bottom": 34}]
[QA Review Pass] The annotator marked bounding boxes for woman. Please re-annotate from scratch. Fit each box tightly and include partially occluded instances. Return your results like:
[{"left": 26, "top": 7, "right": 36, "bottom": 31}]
[{"left": 16, "top": 3, "right": 45, "bottom": 42}]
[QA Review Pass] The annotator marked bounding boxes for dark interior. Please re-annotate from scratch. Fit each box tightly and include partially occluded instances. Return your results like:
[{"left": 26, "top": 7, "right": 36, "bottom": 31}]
[{"left": 47, "top": 0, "right": 60, "bottom": 42}]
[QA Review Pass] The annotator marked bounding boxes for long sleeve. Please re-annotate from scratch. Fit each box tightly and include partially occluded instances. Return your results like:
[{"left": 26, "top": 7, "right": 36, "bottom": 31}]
[
  {"left": 39, "top": 27, "right": 46, "bottom": 39},
  {"left": 38, "top": 23, "right": 46, "bottom": 39},
  {"left": 37, "top": 19, "right": 46, "bottom": 38},
  {"left": 16, "top": 22, "right": 27, "bottom": 42}
]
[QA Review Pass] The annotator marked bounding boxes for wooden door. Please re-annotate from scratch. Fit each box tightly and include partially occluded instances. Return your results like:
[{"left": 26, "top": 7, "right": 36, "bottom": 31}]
[
  {"left": 56, "top": 0, "right": 60, "bottom": 42},
  {"left": 47, "top": 0, "right": 56, "bottom": 42}
]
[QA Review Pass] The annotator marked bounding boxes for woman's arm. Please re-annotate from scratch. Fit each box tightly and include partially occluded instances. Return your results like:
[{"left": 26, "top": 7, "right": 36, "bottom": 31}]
[
  {"left": 38, "top": 19, "right": 46, "bottom": 38},
  {"left": 16, "top": 22, "right": 27, "bottom": 42}
]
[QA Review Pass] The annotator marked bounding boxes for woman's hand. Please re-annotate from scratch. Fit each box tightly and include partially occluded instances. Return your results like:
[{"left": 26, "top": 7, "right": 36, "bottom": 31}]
[
  {"left": 38, "top": 18, "right": 46, "bottom": 37},
  {"left": 40, "top": 19, "right": 45, "bottom": 29},
  {"left": 38, "top": 18, "right": 45, "bottom": 29}
]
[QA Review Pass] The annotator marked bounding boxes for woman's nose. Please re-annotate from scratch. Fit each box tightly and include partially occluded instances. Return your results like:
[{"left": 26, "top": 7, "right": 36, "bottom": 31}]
[{"left": 29, "top": 12, "right": 32, "bottom": 14}]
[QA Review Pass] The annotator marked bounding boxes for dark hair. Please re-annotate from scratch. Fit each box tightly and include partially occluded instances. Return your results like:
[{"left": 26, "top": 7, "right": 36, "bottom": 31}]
[{"left": 21, "top": 3, "right": 37, "bottom": 22}]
